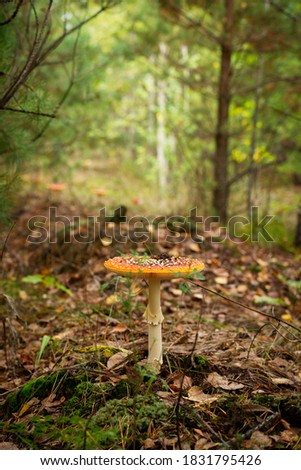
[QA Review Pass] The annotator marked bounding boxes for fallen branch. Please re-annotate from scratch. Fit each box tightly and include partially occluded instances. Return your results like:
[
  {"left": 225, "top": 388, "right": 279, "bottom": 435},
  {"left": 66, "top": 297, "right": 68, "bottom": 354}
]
[{"left": 189, "top": 280, "right": 301, "bottom": 336}]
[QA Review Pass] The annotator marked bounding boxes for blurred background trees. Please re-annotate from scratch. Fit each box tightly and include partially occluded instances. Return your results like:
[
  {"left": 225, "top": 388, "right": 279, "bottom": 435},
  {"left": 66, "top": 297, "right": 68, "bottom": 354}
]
[{"left": 0, "top": 0, "right": 300, "bottom": 245}]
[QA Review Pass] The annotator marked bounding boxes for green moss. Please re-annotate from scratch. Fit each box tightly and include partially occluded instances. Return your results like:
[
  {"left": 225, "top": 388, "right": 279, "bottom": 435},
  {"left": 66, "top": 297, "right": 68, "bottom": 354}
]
[
  {"left": 252, "top": 393, "right": 301, "bottom": 427},
  {"left": 0, "top": 279, "right": 26, "bottom": 298},
  {"left": 193, "top": 354, "right": 209, "bottom": 369},
  {"left": 4, "top": 372, "right": 66, "bottom": 416},
  {"left": 93, "top": 394, "right": 170, "bottom": 443}
]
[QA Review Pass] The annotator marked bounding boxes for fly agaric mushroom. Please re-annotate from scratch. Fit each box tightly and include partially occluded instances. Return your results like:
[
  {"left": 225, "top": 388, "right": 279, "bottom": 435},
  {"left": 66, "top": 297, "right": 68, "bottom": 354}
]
[
  {"left": 47, "top": 183, "right": 66, "bottom": 192},
  {"left": 104, "top": 255, "right": 205, "bottom": 371}
]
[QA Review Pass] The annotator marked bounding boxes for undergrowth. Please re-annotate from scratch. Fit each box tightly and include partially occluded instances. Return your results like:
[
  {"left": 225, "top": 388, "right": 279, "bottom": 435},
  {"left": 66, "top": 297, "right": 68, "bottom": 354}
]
[{"left": 1, "top": 359, "right": 301, "bottom": 450}]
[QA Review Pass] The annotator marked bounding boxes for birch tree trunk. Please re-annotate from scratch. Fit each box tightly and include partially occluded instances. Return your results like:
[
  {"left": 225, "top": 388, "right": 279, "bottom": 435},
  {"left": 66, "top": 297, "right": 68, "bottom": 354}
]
[
  {"left": 156, "top": 43, "right": 168, "bottom": 193},
  {"left": 181, "top": 44, "right": 190, "bottom": 114}
]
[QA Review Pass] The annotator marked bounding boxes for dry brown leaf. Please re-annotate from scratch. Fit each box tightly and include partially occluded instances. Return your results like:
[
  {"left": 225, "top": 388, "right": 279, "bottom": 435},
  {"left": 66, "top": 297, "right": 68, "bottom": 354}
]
[
  {"left": 248, "top": 431, "right": 272, "bottom": 449},
  {"left": 279, "top": 429, "right": 297, "bottom": 443},
  {"left": 270, "top": 377, "right": 294, "bottom": 385},
  {"left": 195, "top": 438, "right": 208, "bottom": 449},
  {"left": 169, "top": 288, "right": 183, "bottom": 297},
  {"left": 215, "top": 276, "right": 228, "bottom": 285},
  {"left": 143, "top": 438, "right": 156, "bottom": 449},
  {"left": 41, "top": 393, "right": 65, "bottom": 410},
  {"left": 192, "top": 292, "right": 203, "bottom": 300},
  {"left": 110, "top": 323, "right": 129, "bottom": 334},
  {"left": 206, "top": 372, "right": 245, "bottom": 390},
  {"left": 107, "top": 351, "right": 131, "bottom": 369},
  {"left": 156, "top": 391, "right": 175, "bottom": 406},
  {"left": 236, "top": 284, "right": 248, "bottom": 293},
  {"left": 0, "top": 442, "right": 19, "bottom": 450},
  {"left": 169, "top": 374, "right": 192, "bottom": 392},
  {"left": 187, "top": 386, "right": 221, "bottom": 405},
  {"left": 53, "top": 328, "right": 76, "bottom": 340},
  {"left": 162, "top": 436, "right": 178, "bottom": 447}
]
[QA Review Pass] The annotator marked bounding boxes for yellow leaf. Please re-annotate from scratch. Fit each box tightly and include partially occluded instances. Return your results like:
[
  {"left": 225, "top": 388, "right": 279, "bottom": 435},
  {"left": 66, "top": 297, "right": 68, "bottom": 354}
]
[
  {"left": 105, "top": 294, "right": 118, "bottom": 305},
  {"left": 18, "top": 397, "right": 40, "bottom": 417},
  {"left": 281, "top": 313, "right": 292, "bottom": 322},
  {"left": 78, "top": 344, "right": 128, "bottom": 357}
]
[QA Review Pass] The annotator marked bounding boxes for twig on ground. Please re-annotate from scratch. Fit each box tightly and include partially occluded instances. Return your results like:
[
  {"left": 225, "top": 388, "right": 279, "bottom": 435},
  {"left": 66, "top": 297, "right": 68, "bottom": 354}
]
[{"left": 189, "top": 280, "right": 301, "bottom": 336}]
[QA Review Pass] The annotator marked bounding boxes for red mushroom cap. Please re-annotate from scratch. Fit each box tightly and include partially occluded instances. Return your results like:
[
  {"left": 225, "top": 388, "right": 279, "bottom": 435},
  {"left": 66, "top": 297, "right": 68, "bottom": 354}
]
[
  {"left": 104, "top": 255, "right": 205, "bottom": 280},
  {"left": 92, "top": 189, "right": 107, "bottom": 196},
  {"left": 47, "top": 183, "right": 66, "bottom": 191}
]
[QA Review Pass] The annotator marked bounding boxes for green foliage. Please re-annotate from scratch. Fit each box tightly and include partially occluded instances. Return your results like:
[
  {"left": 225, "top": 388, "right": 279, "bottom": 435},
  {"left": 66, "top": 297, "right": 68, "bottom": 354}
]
[
  {"left": 22, "top": 274, "right": 72, "bottom": 296},
  {"left": 1, "top": 370, "right": 170, "bottom": 449},
  {"left": 35, "top": 335, "right": 52, "bottom": 369},
  {"left": 286, "top": 279, "right": 301, "bottom": 291},
  {"left": 253, "top": 295, "right": 287, "bottom": 306},
  {"left": 193, "top": 354, "right": 209, "bottom": 370},
  {"left": 1, "top": 0, "right": 301, "bottom": 239}
]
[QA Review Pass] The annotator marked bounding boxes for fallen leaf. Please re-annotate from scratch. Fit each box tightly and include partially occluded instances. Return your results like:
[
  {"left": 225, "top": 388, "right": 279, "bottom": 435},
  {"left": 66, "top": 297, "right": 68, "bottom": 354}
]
[
  {"left": 53, "top": 328, "right": 76, "bottom": 340},
  {"left": 78, "top": 344, "right": 128, "bottom": 357},
  {"left": 248, "top": 431, "right": 272, "bottom": 449},
  {"left": 169, "top": 288, "right": 183, "bottom": 296},
  {"left": 206, "top": 372, "right": 245, "bottom": 390},
  {"left": 281, "top": 312, "right": 292, "bottom": 322},
  {"left": 110, "top": 323, "right": 129, "bottom": 334},
  {"left": 107, "top": 351, "right": 131, "bottom": 369},
  {"left": 236, "top": 284, "right": 247, "bottom": 293},
  {"left": 215, "top": 276, "right": 228, "bottom": 285},
  {"left": 41, "top": 393, "right": 65, "bottom": 410},
  {"left": 17, "top": 397, "right": 40, "bottom": 417},
  {"left": 192, "top": 292, "right": 203, "bottom": 300},
  {"left": 195, "top": 438, "right": 208, "bottom": 449},
  {"left": 143, "top": 438, "right": 156, "bottom": 449},
  {"left": 270, "top": 377, "right": 294, "bottom": 385},
  {"left": 105, "top": 294, "right": 119, "bottom": 305},
  {"left": 19, "top": 290, "right": 28, "bottom": 300},
  {"left": 187, "top": 386, "right": 221, "bottom": 405},
  {"left": 55, "top": 305, "right": 66, "bottom": 314},
  {"left": 169, "top": 373, "right": 192, "bottom": 392},
  {"left": 0, "top": 442, "right": 19, "bottom": 450},
  {"left": 279, "top": 429, "right": 297, "bottom": 443},
  {"left": 156, "top": 391, "right": 176, "bottom": 405}
]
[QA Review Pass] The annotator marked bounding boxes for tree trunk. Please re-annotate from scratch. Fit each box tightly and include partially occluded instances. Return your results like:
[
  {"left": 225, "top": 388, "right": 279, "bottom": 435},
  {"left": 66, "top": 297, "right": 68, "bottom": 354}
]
[
  {"left": 295, "top": 206, "right": 301, "bottom": 247},
  {"left": 247, "top": 53, "right": 263, "bottom": 214},
  {"left": 181, "top": 44, "right": 190, "bottom": 114},
  {"left": 156, "top": 43, "right": 168, "bottom": 193},
  {"left": 213, "top": 0, "right": 234, "bottom": 224}
]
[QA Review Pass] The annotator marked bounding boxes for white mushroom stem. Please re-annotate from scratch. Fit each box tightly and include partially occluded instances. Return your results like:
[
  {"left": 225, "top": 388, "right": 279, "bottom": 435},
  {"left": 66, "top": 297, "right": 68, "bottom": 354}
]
[{"left": 143, "top": 278, "right": 164, "bottom": 367}]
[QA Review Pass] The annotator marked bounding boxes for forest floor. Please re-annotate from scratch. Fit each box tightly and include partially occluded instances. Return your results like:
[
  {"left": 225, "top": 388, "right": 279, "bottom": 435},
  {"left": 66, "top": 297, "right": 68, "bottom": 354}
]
[{"left": 0, "top": 195, "right": 301, "bottom": 450}]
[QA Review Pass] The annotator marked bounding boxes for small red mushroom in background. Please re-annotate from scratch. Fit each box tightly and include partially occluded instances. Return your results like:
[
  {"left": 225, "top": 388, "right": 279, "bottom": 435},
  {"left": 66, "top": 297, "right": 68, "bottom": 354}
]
[
  {"left": 92, "top": 189, "right": 107, "bottom": 196},
  {"left": 47, "top": 183, "right": 66, "bottom": 192}
]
